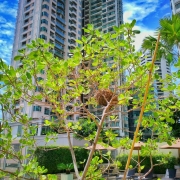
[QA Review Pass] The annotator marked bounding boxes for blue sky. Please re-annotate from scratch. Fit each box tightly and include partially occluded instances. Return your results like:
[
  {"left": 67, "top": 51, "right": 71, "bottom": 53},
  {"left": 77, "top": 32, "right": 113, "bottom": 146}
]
[{"left": 0, "top": 0, "right": 172, "bottom": 64}]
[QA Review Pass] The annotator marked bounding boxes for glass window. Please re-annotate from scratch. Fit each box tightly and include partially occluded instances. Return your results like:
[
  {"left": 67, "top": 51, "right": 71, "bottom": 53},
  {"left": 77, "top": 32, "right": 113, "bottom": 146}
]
[
  {"left": 35, "top": 86, "right": 43, "bottom": 92},
  {"left": 42, "top": 11, "right": 49, "bottom": 17},
  {"left": 37, "top": 77, "right": 44, "bottom": 81},
  {"left": 25, "top": 5, "right": 30, "bottom": 11},
  {"left": 41, "top": 19, "right": 48, "bottom": 25},
  {"left": 13, "top": 144, "right": 20, "bottom": 152},
  {"left": 40, "top": 26, "right": 48, "bottom": 32},
  {"left": 40, "top": 34, "right": 47, "bottom": 40},
  {"left": 175, "top": 3, "right": 180, "bottom": 9},
  {"left": 42, "top": 4, "right": 49, "bottom": 10},
  {"left": 17, "top": 125, "right": 22, "bottom": 137},
  {"left": 41, "top": 126, "right": 50, "bottom": 135},
  {"left": 44, "top": 108, "right": 50, "bottom": 115},
  {"left": 33, "top": 106, "right": 42, "bottom": 111}
]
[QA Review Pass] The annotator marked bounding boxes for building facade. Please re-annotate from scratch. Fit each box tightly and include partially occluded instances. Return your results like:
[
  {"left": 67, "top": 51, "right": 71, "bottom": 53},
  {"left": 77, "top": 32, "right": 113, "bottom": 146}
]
[
  {"left": 9, "top": 0, "right": 127, "bottom": 157},
  {"left": 140, "top": 49, "right": 171, "bottom": 98},
  {"left": 82, "top": 0, "right": 123, "bottom": 33},
  {"left": 170, "top": 0, "right": 180, "bottom": 14},
  {"left": 12, "top": 0, "right": 82, "bottom": 68},
  {"left": 82, "top": 0, "right": 128, "bottom": 137},
  {"left": 127, "top": 49, "right": 171, "bottom": 140},
  {"left": 10, "top": 0, "right": 83, "bottom": 137}
]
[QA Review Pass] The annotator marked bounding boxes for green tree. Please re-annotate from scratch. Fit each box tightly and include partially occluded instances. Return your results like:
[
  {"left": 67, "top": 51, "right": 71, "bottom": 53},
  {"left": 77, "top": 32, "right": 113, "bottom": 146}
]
[
  {"left": 0, "top": 20, "right": 176, "bottom": 180},
  {"left": 73, "top": 118, "right": 107, "bottom": 145}
]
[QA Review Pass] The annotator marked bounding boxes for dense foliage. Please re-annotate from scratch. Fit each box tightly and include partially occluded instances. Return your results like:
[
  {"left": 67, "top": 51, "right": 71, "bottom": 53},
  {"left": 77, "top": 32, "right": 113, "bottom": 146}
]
[
  {"left": 0, "top": 17, "right": 180, "bottom": 179},
  {"left": 116, "top": 154, "right": 177, "bottom": 174},
  {"left": 35, "top": 146, "right": 88, "bottom": 174}
]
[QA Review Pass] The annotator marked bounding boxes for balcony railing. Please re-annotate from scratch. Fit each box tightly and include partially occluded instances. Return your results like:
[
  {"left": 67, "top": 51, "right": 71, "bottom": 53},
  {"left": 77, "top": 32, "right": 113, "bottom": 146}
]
[
  {"left": 54, "top": 50, "right": 63, "bottom": 58},
  {"left": 55, "top": 36, "right": 64, "bottom": 44},
  {"left": 56, "top": 16, "right": 65, "bottom": 24},
  {"left": 56, "top": 29, "right": 65, "bottom": 37},
  {"left": 55, "top": 43, "right": 64, "bottom": 50},
  {"left": 56, "top": 22, "right": 65, "bottom": 30}
]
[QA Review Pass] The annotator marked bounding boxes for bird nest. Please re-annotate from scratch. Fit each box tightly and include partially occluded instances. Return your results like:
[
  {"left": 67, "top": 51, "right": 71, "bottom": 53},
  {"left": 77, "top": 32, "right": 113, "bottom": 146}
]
[{"left": 94, "top": 89, "right": 118, "bottom": 107}]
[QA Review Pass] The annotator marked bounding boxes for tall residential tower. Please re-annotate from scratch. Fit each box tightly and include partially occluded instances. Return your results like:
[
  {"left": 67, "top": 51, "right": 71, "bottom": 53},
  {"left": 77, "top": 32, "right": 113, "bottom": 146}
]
[
  {"left": 170, "top": 0, "right": 180, "bottom": 14},
  {"left": 82, "top": 0, "right": 128, "bottom": 137},
  {"left": 10, "top": 0, "right": 83, "bottom": 144},
  {"left": 12, "top": 0, "right": 82, "bottom": 68}
]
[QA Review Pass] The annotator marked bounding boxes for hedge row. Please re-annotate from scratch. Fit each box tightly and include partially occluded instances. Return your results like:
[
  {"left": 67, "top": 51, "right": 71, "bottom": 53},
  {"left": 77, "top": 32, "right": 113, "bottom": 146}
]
[
  {"left": 35, "top": 146, "right": 89, "bottom": 174},
  {"left": 116, "top": 154, "right": 177, "bottom": 174}
]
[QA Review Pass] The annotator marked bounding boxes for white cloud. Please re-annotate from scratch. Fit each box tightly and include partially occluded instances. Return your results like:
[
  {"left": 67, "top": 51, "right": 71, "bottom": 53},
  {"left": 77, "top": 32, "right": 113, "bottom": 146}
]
[
  {"left": 123, "top": 0, "right": 159, "bottom": 51},
  {"left": 123, "top": 0, "right": 159, "bottom": 23},
  {"left": 0, "top": 1, "right": 18, "bottom": 18},
  {"left": 0, "top": 1, "right": 18, "bottom": 64},
  {"left": 133, "top": 25, "right": 155, "bottom": 51}
]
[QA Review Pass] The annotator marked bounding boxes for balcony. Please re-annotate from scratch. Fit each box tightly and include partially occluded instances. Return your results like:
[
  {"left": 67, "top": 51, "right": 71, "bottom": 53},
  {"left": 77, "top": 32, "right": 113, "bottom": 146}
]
[
  {"left": 55, "top": 43, "right": 64, "bottom": 50},
  {"left": 55, "top": 36, "right": 64, "bottom": 44},
  {"left": 54, "top": 50, "right": 63, "bottom": 58},
  {"left": 56, "top": 29, "right": 65, "bottom": 37},
  {"left": 58, "top": 0, "right": 65, "bottom": 3},
  {"left": 56, "top": 21, "right": 65, "bottom": 31},
  {"left": 57, "top": 2, "right": 64, "bottom": 9},
  {"left": 56, "top": 16, "right": 65, "bottom": 24}
]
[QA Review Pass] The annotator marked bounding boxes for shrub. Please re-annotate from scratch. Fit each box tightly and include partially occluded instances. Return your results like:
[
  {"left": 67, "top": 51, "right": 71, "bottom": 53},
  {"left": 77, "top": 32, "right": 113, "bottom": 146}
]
[
  {"left": 116, "top": 153, "right": 177, "bottom": 174},
  {"left": 35, "top": 146, "right": 89, "bottom": 174},
  {"left": 116, "top": 154, "right": 138, "bottom": 170},
  {"left": 164, "top": 156, "right": 177, "bottom": 169}
]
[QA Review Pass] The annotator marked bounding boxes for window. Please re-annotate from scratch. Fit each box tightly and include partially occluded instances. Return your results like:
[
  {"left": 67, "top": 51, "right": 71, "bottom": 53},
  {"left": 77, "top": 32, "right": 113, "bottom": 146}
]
[
  {"left": 42, "top": 11, "right": 49, "bottom": 17},
  {"left": 17, "top": 125, "right": 22, "bottom": 137},
  {"left": 42, "top": 4, "right": 49, "bottom": 10},
  {"left": 41, "top": 126, "right": 50, "bottom": 135},
  {"left": 40, "top": 34, "right": 47, "bottom": 40},
  {"left": 25, "top": 12, "right": 30, "bottom": 17},
  {"left": 40, "top": 69, "right": 45, "bottom": 74},
  {"left": 24, "top": 19, "right": 29, "bottom": 24},
  {"left": 22, "top": 41, "right": 26, "bottom": 46},
  {"left": 25, "top": 5, "right": 30, "bottom": 11},
  {"left": 175, "top": 3, "right": 180, "bottom": 9},
  {"left": 27, "top": 0, "right": 31, "bottom": 3},
  {"left": 37, "top": 77, "right": 43, "bottom": 81},
  {"left": 41, "top": 19, "right": 48, "bottom": 25},
  {"left": 67, "top": 115, "right": 74, "bottom": 120},
  {"left": 66, "top": 106, "right": 72, "bottom": 111},
  {"left": 43, "top": 0, "right": 50, "bottom": 2},
  {"left": 33, "top": 106, "right": 41, "bottom": 111},
  {"left": 44, "top": 108, "right": 50, "bottom": 115},
  {"left": 40, "top": 26, "right": 47, "bottom": 32},
  {"left": 13, "top": 144, "right": 20, "bottom": 152},
  {"left": 23, "top": 26, "right": 28, "bottom": 31},
  {"left": 35, "top": 86, "right": 43, "bottom": 92},
  {"left": 22, "top": 34, "right": 27, "bottom": 39}
]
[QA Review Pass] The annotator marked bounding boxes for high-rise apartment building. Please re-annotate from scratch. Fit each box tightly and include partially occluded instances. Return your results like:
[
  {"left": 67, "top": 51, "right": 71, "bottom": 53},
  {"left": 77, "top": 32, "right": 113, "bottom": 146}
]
[
  {"left": 9, "top": 0, "right": 126, "bottom": 146},
  {"left": 12, "top": 0, "right": 82, "bottom": 69},
  {"left": 9, "top": 0, "right": 83, "bottom": 144},
  {"left": 82, "top": 0, "right": 128, "bottom": 137},
  {"left": 140, "top": 49, "right": 171, "bottom": 98},
  {"left": 128, "top": 49, "right": 171, "bottom": 140},
  {"left": 170, "top": 0, "right": 180, "bottom": 14},
  {"left": 82, "top": 0, "right": 123, "bottom": 33},
  {"left": 3, "top": 0, "right": 84, "bottom": 170}
]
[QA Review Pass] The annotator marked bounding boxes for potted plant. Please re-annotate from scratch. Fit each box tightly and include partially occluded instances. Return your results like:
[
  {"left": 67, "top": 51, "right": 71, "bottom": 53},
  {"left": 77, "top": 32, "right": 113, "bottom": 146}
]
[
  {"left": 57, "top": 163, "right": 74, "bottom": 180},
  {"left": 165, "top": 156, "right": 177, "bottom": 178}
]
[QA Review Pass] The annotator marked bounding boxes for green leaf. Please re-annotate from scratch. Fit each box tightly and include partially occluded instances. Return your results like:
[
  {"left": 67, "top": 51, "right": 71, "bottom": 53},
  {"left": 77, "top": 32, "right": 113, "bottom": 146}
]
[
  {"left": 130, "top": 19, "right": 136, "bottom": 27},
  {"left": 26, "top": 72, "right": 32, "bottom": 79},
  {"left": 14, "top": 55, "right": 23, "bottom": 61}
]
